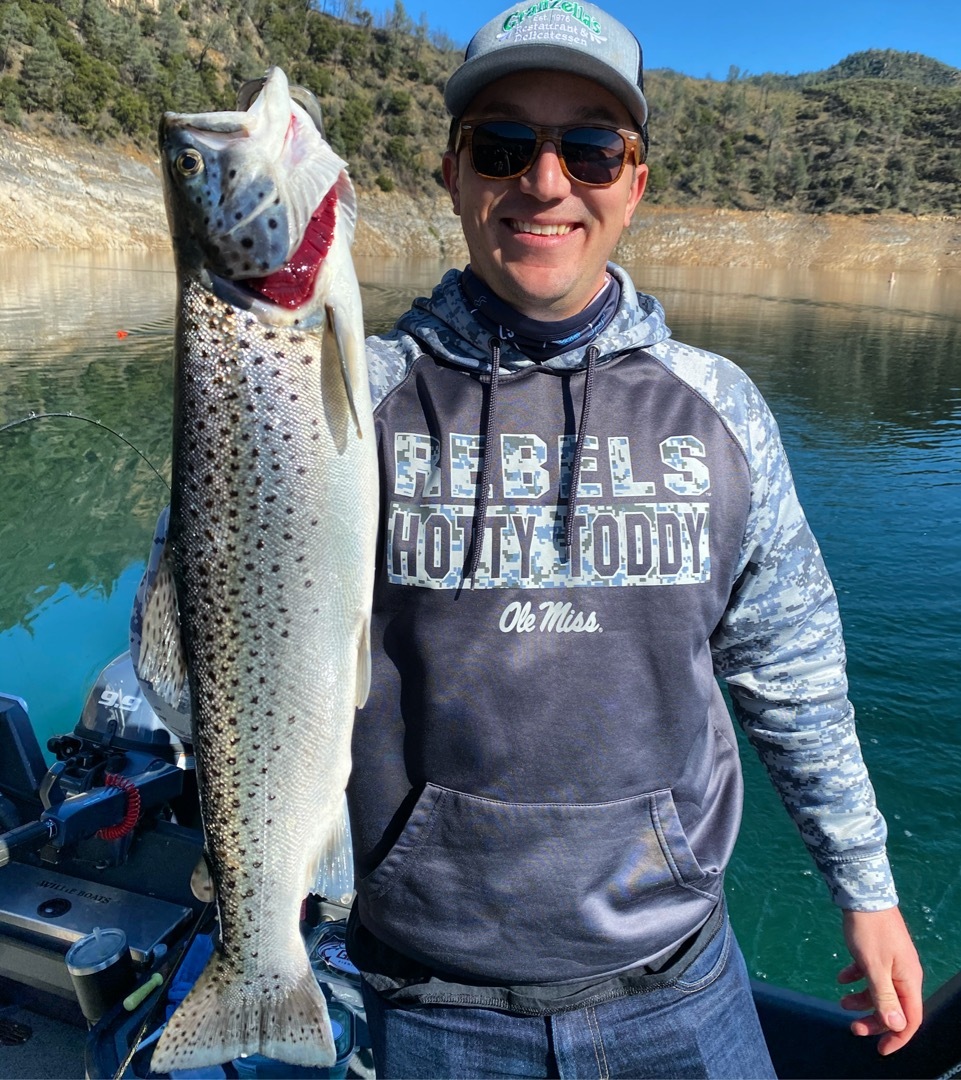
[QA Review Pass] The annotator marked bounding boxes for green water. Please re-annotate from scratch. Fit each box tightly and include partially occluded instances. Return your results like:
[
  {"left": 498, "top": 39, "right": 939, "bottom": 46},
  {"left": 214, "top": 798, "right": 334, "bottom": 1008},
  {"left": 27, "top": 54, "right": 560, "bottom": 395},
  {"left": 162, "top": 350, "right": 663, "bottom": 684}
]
[{"left": 1, "top": 252, "right": 959, "bottom": 1006}]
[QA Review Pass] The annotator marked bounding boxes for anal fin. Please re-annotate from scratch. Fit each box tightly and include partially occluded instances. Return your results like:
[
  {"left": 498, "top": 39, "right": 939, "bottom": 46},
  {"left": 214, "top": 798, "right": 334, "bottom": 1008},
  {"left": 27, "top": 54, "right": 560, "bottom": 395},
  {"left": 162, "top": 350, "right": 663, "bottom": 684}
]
[{"left": 137, "top": 543, "right": 188, "bottom": 709}]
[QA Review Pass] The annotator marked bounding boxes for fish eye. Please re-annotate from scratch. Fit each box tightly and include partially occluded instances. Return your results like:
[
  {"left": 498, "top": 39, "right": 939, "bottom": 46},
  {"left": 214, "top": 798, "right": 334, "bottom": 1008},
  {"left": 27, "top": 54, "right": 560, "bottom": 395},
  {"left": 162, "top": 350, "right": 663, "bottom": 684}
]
[{"left": 176, "top": 149, "right": 204, "bottom": 177}]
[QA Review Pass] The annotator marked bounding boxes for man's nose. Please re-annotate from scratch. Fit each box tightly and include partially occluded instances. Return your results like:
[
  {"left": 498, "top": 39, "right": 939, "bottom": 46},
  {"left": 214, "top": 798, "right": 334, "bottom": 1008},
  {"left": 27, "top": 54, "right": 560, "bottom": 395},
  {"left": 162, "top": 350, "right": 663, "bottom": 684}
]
[{"left": 518, "top": 140, "right": 571, "bottom": 198}]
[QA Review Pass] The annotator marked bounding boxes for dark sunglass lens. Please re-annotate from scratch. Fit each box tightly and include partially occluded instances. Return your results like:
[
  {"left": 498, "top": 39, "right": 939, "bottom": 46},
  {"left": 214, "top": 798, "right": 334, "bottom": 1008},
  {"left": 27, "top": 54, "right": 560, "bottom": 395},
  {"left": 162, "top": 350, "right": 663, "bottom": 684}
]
[
  {"left": 471, "top": 122, "right": 537, "bottom": 179},
  {"left": 561, "top": 127, "right": 625, "bottom": 184}
]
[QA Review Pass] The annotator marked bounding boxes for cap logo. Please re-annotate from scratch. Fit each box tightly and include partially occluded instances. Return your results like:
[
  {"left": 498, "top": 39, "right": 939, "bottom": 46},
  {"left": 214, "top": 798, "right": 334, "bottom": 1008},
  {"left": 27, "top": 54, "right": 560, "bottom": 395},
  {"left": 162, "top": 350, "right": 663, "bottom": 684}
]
[{"left": 499, "top": 2, "right": 603, "bottom": 40}]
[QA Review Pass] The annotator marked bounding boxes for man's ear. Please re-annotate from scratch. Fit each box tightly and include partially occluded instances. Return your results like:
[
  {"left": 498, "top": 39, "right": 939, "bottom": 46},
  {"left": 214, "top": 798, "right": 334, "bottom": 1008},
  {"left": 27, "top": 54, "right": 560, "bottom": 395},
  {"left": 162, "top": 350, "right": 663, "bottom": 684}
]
[
  {"left": 624, "top": 163, "right": 648, "bottom": 228},
  {"left": 442, "top": 150, "right": 462, "bottom": 216}
]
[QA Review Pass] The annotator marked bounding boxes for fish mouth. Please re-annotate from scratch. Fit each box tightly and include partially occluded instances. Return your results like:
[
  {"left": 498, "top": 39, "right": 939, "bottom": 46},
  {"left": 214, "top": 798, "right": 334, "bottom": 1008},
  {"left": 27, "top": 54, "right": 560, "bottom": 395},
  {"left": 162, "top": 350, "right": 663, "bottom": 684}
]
[{"left": 214, "top": 183, "right": 338, "bottom": 318}]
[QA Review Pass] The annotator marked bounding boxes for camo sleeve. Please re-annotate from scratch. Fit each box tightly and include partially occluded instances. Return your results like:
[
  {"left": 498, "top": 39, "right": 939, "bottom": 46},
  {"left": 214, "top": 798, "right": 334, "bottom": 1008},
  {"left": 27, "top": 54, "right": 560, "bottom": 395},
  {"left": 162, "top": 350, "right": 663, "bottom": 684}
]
[
  {"left": 653, "top": 340, "right": 897, "bottom": 912},
  {"left": 365, "top": 330, "right": 423, "bottom": 409}
]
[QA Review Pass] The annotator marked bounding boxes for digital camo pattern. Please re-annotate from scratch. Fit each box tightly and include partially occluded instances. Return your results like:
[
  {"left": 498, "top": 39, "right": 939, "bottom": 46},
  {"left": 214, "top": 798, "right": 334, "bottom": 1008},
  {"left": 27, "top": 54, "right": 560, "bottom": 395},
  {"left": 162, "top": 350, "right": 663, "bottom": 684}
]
[
  {"left": 647, "top": 335, "right": 894, "bottom": 910},
  {"left": 363, "top": 263, "right": 897, "bottom": 910},
  {"left": 365, "top": 265, "right": 671, "bottom": 407}
]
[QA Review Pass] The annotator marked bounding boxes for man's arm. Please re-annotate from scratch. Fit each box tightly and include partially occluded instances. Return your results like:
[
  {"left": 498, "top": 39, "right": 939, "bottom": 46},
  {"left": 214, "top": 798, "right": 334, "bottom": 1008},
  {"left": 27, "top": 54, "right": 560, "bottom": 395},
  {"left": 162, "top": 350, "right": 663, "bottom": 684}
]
[{"left": 705, "top": 367, "right": 922, "bottom": 1051}]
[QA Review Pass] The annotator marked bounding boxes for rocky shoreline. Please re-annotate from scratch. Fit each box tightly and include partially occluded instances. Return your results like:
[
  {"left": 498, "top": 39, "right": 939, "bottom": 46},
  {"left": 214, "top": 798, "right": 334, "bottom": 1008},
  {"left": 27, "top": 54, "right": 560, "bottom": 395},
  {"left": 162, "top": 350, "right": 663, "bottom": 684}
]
[{"left": 2, "top": 124, "right": 960, "bottom": 272}]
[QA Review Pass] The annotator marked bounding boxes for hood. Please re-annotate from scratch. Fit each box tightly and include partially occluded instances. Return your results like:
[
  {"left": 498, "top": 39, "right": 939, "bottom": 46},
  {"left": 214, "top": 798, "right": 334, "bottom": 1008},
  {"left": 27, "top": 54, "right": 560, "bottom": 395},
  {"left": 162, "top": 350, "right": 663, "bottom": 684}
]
[{"left": 392, "top": 263, "right": 671, "bottom": 375}]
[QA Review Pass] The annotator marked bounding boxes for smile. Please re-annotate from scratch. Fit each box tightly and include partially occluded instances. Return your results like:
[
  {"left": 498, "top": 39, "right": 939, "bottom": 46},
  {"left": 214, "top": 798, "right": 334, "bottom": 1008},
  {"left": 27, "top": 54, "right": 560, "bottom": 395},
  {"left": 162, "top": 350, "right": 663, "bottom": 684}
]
[{"left": 510, "top": 220, "right": 573, "bottom": 236}]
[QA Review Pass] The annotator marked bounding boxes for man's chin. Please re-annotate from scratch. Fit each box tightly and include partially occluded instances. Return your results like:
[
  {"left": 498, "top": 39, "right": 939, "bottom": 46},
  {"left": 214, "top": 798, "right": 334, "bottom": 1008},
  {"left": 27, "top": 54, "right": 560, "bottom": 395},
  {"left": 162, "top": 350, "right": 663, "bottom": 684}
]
[{"left": 497, "top": 267, "right": 597, "bottom": 321}]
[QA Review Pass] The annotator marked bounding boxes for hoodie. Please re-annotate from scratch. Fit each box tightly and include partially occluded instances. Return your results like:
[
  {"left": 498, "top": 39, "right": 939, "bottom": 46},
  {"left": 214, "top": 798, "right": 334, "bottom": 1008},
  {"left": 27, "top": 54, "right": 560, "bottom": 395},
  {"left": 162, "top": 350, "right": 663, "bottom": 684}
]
[{"left": 346, "top": 263, "right": 896, "bottom": 1001}]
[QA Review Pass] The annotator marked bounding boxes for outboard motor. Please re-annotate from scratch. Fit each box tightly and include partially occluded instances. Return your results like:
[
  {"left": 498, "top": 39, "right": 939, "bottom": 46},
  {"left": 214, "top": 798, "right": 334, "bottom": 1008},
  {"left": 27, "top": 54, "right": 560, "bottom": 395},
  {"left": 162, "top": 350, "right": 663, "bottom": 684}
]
[
  {"left": 0, "top": 653, "right": 198, "bottom": 873},
  {"left": 74, "top": 651, "right": 193, "bottom": 769}
]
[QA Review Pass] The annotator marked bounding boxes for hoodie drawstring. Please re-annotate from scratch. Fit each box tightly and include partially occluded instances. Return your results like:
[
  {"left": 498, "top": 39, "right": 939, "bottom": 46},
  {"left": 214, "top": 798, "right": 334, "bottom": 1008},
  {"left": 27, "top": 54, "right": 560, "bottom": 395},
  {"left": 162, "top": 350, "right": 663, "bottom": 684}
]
[
  {"left": 465, "top": 340, "right": 598, "bottom": 583},
  {"left": 466, "top": 338, "right": 501, "bottom": 581},
  {"left": 564, "top": 344, "right": 598, "bottom": 560}
]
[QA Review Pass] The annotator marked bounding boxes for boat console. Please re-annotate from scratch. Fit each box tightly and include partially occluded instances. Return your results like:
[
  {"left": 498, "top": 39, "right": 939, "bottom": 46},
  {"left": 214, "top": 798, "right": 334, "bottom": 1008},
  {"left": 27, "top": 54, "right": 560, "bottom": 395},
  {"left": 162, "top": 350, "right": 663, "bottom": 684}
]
[{"left": 0, "top": 655, "right": 203, "bottom": 1003}]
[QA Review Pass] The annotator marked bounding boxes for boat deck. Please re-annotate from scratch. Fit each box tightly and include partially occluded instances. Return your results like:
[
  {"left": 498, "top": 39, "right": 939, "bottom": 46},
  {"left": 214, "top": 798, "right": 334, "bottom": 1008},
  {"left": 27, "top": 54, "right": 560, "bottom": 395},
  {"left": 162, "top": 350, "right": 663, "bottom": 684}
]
[{"left": 1, "top": 981, "right": 85, "bottom": 1079}]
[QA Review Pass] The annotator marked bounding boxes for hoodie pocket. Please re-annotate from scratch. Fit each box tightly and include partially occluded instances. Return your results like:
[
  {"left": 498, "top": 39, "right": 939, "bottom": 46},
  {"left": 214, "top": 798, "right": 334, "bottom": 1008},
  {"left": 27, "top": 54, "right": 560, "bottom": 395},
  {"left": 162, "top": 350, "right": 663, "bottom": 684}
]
[{"left": 358, "top": 783, "right": 721, "bottom": 983}]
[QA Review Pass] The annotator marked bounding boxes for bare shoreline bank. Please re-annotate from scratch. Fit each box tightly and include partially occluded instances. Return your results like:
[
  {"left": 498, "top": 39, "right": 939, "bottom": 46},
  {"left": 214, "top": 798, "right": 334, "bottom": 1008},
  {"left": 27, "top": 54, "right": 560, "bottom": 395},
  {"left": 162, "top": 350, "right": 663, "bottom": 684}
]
[{"left": 2, "top": 124, "right": 960, "bottom": 272}]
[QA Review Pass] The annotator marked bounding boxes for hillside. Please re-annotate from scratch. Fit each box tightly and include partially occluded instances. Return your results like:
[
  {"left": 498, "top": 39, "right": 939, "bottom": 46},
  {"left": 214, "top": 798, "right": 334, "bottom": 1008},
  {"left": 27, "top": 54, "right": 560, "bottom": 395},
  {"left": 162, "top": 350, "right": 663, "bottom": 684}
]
[
  {"left": 759, "top": 49, "right": 961, "bottom": 90},
  {"left": 0, "top": 0, "right": 959, "bottom": 262},
  {"left": 3, "top": 118, "right": 960, "bottom": 272}
]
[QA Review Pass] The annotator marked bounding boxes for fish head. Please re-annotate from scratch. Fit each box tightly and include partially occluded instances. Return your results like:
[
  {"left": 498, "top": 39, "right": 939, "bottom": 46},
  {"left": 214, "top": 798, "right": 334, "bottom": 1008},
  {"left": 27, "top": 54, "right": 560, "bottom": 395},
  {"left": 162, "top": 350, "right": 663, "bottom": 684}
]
[{"left": 159, "top": 66, "right": 355, "bottom": 328}]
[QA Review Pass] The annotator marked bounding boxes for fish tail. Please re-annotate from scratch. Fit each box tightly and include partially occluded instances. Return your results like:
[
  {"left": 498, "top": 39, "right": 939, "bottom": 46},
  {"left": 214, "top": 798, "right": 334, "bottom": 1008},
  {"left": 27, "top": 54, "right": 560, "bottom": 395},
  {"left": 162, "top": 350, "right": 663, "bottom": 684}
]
[{"left": 150, "top": 952, "right": 336, "bottom": 1073}]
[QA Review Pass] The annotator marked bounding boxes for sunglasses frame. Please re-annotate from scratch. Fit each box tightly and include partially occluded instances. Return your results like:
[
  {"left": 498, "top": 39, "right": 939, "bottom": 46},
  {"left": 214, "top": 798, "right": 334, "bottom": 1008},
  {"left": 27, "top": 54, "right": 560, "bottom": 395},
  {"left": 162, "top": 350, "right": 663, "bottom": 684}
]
[{"left": 456, "top": 119, "right": 642, "bottom": 188}]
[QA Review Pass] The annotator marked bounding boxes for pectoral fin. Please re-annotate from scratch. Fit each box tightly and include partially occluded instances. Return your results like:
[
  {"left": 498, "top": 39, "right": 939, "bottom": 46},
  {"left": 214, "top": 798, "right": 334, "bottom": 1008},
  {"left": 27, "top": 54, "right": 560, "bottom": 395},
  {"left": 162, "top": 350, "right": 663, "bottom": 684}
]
[{"left": 325, "top": 301, "right": 363, "bottom": 440}]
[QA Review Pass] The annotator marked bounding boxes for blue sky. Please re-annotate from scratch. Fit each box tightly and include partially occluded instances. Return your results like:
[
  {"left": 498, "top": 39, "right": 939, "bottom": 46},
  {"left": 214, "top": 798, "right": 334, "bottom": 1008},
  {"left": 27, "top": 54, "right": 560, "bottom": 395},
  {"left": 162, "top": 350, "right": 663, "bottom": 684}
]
[{"left": 359, "top": 0, "right": 961, "bottom": 79}]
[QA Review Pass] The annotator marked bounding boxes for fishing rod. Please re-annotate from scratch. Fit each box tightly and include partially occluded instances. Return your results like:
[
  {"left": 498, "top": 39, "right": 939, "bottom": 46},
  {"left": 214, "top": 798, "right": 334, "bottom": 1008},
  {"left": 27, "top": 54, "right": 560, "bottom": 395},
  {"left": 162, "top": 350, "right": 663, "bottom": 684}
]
[{"left": 0, "top": 412, "right": 170, "bottom": 492}]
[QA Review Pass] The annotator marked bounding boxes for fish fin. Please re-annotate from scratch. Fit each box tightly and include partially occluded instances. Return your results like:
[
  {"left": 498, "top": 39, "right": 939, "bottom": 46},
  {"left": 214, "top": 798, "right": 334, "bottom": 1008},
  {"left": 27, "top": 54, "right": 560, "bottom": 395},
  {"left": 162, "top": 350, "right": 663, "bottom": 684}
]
[
  {"left": 137, "top": 543, "right": 188, "bottom": 708},
  {"left": 190, "top": 853, "right": 215, "bottom": 903},
  {"left": 355, "top": 617, "right": 371, "bottom": 709},
  {"left": 311, "top": 798, "right": 354, "bottom": 905},
  {"left": 334, "top": 169, "right": 358, "bottom": 248},
  {"left": 150, "top": 951, "right": 336, "bottom": 1073},
  {"left": 325, "top": 301, "right": 363, "bottom": 440}
]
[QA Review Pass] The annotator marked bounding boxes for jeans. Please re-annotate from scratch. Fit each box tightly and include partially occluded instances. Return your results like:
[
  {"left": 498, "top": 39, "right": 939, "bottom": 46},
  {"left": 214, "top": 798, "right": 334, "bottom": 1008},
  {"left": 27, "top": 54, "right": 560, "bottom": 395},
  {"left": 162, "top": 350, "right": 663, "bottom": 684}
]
[{"left": 360, "top": 913, "right": 776, "bottom": 1079}]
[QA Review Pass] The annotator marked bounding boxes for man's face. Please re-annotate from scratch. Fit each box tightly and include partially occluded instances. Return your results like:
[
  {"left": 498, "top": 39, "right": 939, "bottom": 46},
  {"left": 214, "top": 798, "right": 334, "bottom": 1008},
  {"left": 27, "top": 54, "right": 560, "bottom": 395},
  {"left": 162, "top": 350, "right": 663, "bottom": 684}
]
[{"left": 443, "top": 70, "right": 648, "bottom": 322}]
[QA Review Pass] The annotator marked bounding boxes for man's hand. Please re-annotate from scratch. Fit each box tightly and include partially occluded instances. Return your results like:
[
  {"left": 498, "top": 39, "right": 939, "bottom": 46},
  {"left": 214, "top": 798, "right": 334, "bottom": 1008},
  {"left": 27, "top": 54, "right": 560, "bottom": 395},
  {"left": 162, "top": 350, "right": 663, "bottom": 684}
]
[{"left": 838, "top": 907, "right": 923, "bottom": 1056}]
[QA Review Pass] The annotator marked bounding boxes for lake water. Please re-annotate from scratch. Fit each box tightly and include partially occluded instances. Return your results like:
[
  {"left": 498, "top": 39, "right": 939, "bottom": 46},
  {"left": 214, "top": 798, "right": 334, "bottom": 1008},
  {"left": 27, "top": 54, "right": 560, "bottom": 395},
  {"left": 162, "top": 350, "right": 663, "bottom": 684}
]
[{"left": 1, "top": 251, "right": 959, "bottom": 1007}]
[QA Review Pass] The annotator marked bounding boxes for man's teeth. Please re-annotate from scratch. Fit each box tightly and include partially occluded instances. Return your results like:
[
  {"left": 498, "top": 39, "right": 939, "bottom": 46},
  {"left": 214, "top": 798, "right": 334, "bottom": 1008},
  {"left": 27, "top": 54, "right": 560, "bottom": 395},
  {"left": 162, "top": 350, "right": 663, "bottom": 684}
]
[{"left": 513, "top": 221, "right": 572, "bottom": 236}]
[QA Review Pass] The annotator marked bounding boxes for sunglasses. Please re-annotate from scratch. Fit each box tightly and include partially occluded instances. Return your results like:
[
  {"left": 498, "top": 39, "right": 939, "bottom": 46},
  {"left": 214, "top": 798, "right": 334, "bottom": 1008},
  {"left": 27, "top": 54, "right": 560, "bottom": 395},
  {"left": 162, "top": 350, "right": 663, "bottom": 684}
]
[{"left": 457, "top": 120, "right": 641, "bottom": 188}]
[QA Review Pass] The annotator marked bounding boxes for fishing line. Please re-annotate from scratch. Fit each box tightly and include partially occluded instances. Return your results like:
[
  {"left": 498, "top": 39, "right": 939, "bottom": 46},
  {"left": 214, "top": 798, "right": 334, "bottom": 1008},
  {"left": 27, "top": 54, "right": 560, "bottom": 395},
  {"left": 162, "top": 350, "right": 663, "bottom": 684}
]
[{"left": 0, "top": 412, "right": 170, "bottom": 492}]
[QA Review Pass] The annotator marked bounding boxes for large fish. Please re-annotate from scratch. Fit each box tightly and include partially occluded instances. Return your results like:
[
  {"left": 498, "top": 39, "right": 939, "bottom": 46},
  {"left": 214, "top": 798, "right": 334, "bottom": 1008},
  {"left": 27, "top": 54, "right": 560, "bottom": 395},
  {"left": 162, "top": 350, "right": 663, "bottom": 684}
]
[{"left": 140, "top": 67, "right": 377, "bottom": 1073}]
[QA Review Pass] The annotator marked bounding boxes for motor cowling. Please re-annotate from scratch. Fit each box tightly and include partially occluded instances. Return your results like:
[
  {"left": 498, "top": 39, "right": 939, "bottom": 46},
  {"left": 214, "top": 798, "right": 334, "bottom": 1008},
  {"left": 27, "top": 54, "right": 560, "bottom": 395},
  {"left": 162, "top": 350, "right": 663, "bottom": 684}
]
[{"left": 73, "top": 652, "right": 192, "bottom": 764}]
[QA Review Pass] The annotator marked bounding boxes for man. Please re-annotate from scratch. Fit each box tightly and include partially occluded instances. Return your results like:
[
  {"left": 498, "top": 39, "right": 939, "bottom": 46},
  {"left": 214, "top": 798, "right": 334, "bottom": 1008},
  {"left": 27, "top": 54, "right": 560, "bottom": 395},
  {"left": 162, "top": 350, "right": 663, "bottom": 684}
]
[
  {"left": 132, "top": 4, "right": 922, "bottom": 1075},
  {"left": 344, "top": 2, "right": 923, "bottom": 1076}
]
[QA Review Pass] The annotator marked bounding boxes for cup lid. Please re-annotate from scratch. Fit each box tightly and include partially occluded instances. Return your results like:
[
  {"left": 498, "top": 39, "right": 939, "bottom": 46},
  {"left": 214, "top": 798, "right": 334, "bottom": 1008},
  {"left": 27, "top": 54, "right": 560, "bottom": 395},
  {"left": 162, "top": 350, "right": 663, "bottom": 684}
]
[{"left": 65, "top": 927, "right": 128, "bottom": 975}]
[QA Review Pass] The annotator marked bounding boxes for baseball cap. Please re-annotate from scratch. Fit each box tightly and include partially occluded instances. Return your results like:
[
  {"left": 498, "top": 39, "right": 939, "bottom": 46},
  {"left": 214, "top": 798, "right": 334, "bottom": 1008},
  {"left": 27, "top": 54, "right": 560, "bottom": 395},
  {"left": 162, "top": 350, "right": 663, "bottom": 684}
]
[{"left": 444, "top": 1, "right": 648, "bottom": 135}]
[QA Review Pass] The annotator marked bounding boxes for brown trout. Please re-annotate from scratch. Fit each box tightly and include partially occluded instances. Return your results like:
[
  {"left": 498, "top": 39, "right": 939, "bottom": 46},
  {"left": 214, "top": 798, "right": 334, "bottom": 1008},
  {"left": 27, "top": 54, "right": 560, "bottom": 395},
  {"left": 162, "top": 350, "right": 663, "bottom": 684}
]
[{"left": 141, "top": 67, "right": 377, "bottom": 1072}]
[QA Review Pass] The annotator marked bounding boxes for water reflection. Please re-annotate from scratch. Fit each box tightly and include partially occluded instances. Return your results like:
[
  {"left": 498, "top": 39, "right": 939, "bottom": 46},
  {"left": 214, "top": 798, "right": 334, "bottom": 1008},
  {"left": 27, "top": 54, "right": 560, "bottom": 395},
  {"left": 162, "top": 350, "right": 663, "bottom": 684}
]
[
  {"left": 632, "top": 265, "right": 961, "bottom": 432},
  {"left": 2, "top": 252, "right": 958, "bottom": 654},
  {"left": 0, "top": 251, "right": 175, "bottom": 354}
]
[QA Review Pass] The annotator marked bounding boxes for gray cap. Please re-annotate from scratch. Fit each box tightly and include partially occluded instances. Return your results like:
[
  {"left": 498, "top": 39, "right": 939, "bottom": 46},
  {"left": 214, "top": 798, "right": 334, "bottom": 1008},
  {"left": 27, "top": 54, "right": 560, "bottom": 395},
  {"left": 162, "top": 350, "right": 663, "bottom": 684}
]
[{"left": 444, "top": 1, "right": 648, "bottom": 129}]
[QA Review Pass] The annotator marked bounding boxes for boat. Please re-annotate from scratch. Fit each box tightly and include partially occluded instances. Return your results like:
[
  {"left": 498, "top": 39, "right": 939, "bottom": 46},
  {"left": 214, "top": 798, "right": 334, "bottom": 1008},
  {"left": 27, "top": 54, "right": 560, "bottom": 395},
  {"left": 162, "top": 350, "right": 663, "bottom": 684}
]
[{"left": 0, "top": 656, "right": 958, "bottom": 1079}]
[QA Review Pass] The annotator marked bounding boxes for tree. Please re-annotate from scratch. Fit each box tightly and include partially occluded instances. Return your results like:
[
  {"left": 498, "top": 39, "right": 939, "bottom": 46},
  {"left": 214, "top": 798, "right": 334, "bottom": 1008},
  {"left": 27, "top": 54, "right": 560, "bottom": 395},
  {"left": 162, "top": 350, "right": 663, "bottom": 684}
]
[
  {"left": 385, "top": 0, "right": 412, "bottom": 35},
  {"left": 20, "top": 28, "right": 65, "bottom": 111},
  {"left": 0, "top": 3, "right": 31, "bottom": 72},
  {"left": 156, "top": 0, "right": 188, "bottom": 63}
]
